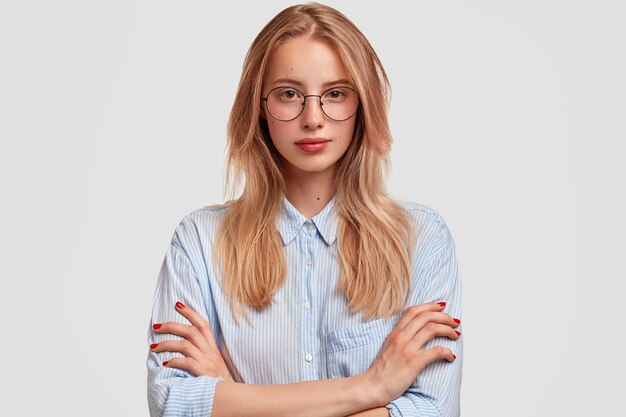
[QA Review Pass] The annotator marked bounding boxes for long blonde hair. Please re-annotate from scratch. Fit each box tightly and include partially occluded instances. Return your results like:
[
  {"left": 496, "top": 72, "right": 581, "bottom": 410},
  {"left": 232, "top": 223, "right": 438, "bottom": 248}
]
[{"left": 212, "top": 2, "right": 416, "bottom": 321}]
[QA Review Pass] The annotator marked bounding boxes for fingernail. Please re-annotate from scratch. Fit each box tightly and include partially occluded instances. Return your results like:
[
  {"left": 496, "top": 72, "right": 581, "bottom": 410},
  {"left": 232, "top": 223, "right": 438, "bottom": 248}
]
[
  {"left": 453, "top": 318, "right": 461, "bottom": 324},
  {"left": 162, "top": 361, "right": 169, "bottom": 366},
  {"left": 453, "top": 354, "right": 457, "bottom": 360},
  {"left": 150, "top": 343, "right": 158, "bottom": 349},
  {"left": 455, "top": 330, "right": 461, "bottom": 336},
  {"left": 176, "top": 301, "right": 185, "bottom": 309},
  {"left": 153, "top": 323, "right": 162, "bottom": 330},
  {"left": 437, "top": 302, "right": 446, "bottom": 307}
]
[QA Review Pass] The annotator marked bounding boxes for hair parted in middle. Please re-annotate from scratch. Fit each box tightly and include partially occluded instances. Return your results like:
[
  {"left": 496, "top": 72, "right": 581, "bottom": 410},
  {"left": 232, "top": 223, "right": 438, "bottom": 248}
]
[{"left": 210, "top": 2, "right": 417, "bottom": 322}]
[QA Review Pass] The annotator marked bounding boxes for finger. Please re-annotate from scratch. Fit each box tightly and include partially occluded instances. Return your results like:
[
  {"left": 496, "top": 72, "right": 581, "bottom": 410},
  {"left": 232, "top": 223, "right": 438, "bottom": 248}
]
[
  {"left": 388, "top": 301, "right": 446, "bottom": 339},
  {"left": 415, "top": 345, "right": 457, "bottom": 367},
  {"left": 162, "top": 356, "right": 204, "bottom": 377},
  {"left": 411, "top": 322, "right": 461, "bottom": 351},
  {"left": 153, "top": 322, "right": 209, "bottom": 353},
  {"left": 151, "top": 340, "right": 205, "bottom": 361},
  {"left": 174, "top": 301, "right": 219, "bottom": 351},
  {"left": 402, "top": 310, "right": 460, "bottom": 340}
]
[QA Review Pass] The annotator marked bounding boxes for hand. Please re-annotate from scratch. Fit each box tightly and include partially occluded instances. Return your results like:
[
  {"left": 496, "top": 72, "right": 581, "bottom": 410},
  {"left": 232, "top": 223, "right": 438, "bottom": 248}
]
[
  {"left": 364, "top": 301, "right": 460, "bottom": 406},
  {"left": 150, "top": 301, "right": 234, "bottom": 382}
]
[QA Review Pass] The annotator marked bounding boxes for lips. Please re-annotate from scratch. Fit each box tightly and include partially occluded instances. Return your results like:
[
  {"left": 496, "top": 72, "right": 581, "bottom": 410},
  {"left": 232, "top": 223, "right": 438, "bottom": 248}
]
[
  {"left": 295, "top": 140, "right": 330, "bottom": 153},
  {"left": 295, "top": 138, "right": 331, "bottom": 144}
]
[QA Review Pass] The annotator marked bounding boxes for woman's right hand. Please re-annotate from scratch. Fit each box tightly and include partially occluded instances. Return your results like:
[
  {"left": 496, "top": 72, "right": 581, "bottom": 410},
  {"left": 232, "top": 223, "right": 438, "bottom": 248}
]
[{"left": 363, "top": 301, "right": 461, "bottom": 406}]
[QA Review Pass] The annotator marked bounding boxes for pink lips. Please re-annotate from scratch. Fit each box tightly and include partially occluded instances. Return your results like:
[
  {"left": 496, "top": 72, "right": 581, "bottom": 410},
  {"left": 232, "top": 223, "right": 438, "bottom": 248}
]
[{"left": 296, "top": 138, "right": 330, "bottom": 153}]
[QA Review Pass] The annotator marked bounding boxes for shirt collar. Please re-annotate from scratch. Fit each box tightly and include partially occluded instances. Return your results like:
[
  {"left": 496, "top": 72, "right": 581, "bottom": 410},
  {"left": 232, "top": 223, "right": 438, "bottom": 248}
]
[{"left": 277, "top": 195, "right": 338, "bottom": 246}]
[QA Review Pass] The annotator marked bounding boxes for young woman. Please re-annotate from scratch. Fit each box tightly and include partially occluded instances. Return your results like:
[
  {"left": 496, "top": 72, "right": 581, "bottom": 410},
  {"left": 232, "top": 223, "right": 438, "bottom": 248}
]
[{"left": 147, "top": 3, "right": 463, "bottom": 417}]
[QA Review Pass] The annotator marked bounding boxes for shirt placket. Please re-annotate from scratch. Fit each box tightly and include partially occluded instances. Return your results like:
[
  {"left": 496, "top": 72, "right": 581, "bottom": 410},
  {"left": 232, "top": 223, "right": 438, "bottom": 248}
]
[{"left": 300, "top": 220, "right": 319, "bottom": 380}]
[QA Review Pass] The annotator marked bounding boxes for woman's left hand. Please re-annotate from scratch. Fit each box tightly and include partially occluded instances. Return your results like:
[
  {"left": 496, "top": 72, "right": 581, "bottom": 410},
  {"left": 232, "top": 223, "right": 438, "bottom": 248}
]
[{"left": 150, "top": 301, "right": 234, "bottom": 382}]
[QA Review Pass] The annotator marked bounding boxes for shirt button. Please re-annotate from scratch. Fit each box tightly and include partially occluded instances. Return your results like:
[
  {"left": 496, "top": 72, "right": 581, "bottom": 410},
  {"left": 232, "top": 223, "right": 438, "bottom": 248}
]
[
  {"left": 307, "top": 223, "right": 314, "bottom": 232},
  {"left": 305, "top": 258, "right": 312, "bottom": 265},
  {"left": 304, "top": 302, "right": 311, "bottom": 310},
  {"left": 305, "top": 353, "right": 313, "bottom": 362}
]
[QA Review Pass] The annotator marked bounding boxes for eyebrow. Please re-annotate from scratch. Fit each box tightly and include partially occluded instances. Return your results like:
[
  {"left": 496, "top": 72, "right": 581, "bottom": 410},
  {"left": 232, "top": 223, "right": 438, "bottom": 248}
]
[{"left": 271, "top": 78, "right": 354, "bottom": 89}]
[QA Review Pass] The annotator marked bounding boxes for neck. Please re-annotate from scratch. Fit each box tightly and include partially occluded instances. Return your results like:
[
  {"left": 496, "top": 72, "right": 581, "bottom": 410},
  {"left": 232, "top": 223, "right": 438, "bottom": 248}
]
[{"left": 283, "top": 165, "right": 336, "bottom": 219}]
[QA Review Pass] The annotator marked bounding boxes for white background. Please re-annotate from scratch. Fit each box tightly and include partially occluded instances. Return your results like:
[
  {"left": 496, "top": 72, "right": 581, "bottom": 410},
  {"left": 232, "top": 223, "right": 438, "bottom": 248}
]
[{"left": 1, "top": 0, "right": 624, "bottom": 415}]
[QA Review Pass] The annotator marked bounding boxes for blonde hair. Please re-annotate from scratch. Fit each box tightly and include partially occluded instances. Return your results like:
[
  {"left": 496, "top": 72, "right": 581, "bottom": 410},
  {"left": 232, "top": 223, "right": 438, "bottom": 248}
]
[{"left": 212, "top": 2, "right": 416, "bottom": 321}]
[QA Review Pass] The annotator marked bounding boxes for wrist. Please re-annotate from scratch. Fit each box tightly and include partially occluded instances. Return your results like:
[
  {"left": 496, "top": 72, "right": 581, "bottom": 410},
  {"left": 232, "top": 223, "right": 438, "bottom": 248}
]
[{"left": 352, "top": 370, "right": 387, "bottom": 409}]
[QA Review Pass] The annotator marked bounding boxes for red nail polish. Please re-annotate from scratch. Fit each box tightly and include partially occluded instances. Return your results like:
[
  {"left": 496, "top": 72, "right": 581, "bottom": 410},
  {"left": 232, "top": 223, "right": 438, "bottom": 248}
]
[
  {"left": 437, "top": 302, "right": 446, "bottom": 307},
  {"left": 153, "top": 323, "right": 162, "bottom": 330},
  {"left": 150, "top": 343, "right": 158, "bottom": 349},
  {"left": 453, "top": 354, "right": 457, "bottom": 360},
  {"left": 453, "top": 318, "right": 461, "bottom": 324},
  {"left": 162, "top": 361, "right": 169, "bottom": 366},
  {"left": 176, "top": 301, "right": 185, "bottom": 309},
  {"left": 455, "top": 331, "right": 461, "bottom": 336}
]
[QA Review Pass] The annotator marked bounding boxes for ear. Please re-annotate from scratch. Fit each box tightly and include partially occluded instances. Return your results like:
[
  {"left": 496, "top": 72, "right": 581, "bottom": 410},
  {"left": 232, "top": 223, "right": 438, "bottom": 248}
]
[{"left": 260, "top": 100, "right": 267, "bottom": 119}]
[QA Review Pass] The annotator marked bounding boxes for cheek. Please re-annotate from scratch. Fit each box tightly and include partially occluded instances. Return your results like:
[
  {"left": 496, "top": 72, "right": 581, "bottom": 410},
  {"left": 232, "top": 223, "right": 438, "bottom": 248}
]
[
  {"left": 267, "top": 120, "right": 293, "bottom": 146},
  {"left": 266, "top": 119, "right": 280, "bottom": 138},
  {"left": 340, "top": 121, "right": 357, "bottom": 141}
]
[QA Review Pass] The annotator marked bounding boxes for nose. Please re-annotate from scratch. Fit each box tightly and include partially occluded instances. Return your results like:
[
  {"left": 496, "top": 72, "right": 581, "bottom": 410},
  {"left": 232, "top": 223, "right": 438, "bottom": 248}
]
[{"left": 300, "top": 96, "right": 325, "bottom": 129}]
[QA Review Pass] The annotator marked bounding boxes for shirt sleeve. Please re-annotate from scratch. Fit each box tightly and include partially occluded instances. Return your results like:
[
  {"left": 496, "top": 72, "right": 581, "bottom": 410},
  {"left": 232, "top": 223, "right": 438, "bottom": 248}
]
[
  {"left": 147, "top": 223, "right": 224, "bottom": 417},
  {"left": 385, "top": 219, "right": 463, "bottom": 417}
]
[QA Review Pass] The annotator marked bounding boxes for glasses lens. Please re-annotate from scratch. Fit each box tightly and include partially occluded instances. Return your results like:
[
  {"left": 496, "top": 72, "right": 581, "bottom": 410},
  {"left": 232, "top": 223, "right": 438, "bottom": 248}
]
[
  {"left": 266, "top": 88, "right": 305, "bottom": 121},
  {"left": 320, "top": 87, "right": 358, "bottom": 121},
  {"left": 265, "top": 86, "right": 359, "bottom": 121}
]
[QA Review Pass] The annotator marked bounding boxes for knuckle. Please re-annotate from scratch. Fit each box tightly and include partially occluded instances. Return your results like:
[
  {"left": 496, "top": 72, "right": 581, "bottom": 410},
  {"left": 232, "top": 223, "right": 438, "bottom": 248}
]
[
  {"left": 194, "top": 323, "right": 207, "bottom": 335},
  {"left": 181, "top": 340, "right": 192, "bottom": 354},
  {"left": 187, "top": 327, "right": 199, "bottom": 339},
  {"left": 405, "top": 306, "right": 419, "bottom": 316},
  {"left": 425, "top": 322, "right": 439, "bottom": 334},
  {"left": 164, "top": 323, "right": 177, "bottom": 335},
  {"left": 432, "top": 345, "right": 447, "bottom": 356},
  {"left": 179, "top": 325, "right": 192, "bottom": 337},
  {"left": 424, "top": 311, "right": 439, "bottom": 321},
  {"left": 389, "top": 333, "right": 403, "bottom": 347},
  {"left": 400, "top": 353, "right": 412, "bottom": 367}
]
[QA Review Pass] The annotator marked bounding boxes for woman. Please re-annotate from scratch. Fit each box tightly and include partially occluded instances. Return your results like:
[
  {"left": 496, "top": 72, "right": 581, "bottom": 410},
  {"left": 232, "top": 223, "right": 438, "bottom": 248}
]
[{"left": 147, "top": 3, "right": 463, "bottom": 417}]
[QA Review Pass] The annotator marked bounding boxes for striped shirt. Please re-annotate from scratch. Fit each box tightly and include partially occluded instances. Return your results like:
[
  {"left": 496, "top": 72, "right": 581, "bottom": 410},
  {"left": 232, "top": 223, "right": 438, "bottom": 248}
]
[{"left": 147, "top": 195, "right": 463, "bottom": 417}]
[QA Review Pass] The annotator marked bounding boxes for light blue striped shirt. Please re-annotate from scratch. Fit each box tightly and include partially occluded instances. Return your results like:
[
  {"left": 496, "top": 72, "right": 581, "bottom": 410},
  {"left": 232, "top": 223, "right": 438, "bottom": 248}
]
[{"left": 147, "top": 195, "right": 463, "bottom": 417}]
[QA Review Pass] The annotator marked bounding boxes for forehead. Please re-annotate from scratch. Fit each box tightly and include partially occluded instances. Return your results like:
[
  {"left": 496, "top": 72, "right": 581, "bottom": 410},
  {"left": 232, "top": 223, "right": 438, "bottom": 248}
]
[{"left": 264, "top": 36, "right": 353, "bottom": 90}]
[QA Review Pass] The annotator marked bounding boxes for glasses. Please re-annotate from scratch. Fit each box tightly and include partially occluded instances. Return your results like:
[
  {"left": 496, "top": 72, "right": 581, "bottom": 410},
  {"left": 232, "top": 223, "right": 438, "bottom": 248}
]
[{"left": 262, "top": 86, "right": 359, "bottom": 122}]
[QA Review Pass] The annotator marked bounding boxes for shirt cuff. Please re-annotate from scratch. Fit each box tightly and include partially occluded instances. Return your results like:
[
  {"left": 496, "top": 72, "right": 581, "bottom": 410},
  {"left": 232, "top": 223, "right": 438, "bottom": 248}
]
[
  {"left": 386, "top": 393, "right": 441, "bottom": 417},
  {"left": 163, "top": 375, "right": 224, "bottom": 417}
]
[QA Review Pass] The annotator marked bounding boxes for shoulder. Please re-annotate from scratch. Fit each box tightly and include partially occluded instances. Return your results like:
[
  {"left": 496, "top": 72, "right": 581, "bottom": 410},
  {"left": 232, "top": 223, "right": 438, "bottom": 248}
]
[
  {"left": 396, "top": 199, "right": 455, "bottom": 256},
  {"left": 397, "top": 200, "right": 449, "bottom": 235},
  {"left": 170, "top": 203, "right": 230, "bottom": 250},
  {"left": 398, "top": 200, "right": 443, "bottom": 221},
  {"left": 397, "top": 201, "right": 462, "bottom": 306}
]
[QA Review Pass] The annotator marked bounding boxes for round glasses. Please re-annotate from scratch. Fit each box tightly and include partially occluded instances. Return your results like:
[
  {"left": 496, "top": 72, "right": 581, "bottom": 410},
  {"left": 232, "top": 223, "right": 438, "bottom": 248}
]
[{"left": 262, "top": 86, "right": 359, "bottom": 122}]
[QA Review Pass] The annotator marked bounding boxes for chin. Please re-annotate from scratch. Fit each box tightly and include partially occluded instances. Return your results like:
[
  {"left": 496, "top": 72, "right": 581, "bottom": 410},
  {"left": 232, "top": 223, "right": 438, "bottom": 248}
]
[{"left": 286, "top": 159, "right": 336, "bottom": 174}]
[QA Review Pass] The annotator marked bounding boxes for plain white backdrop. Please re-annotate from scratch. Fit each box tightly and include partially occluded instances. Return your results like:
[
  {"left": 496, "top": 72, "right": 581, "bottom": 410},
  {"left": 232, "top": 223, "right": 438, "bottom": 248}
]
[{"left": 1, "top": 0, "right": 624, "bottom": 415}]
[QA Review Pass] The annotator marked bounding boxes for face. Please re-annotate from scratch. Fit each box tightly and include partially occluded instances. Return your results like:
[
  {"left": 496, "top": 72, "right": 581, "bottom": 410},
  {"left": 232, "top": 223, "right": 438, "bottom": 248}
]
[{"left": 261, "top": 36, "right": 357, "bottom": 179}]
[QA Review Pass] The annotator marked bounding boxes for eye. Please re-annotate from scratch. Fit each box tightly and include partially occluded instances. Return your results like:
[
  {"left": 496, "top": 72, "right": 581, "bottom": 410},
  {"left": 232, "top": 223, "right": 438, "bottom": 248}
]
[
  {"left": 276, "top": 88, "right": 301, "bottom": 101},
  {"left": 323, "top": 89, "right": 347, "bottom": 102},
  {"left": 329, "top": 90, "right": 344, "bottom": 98}
]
